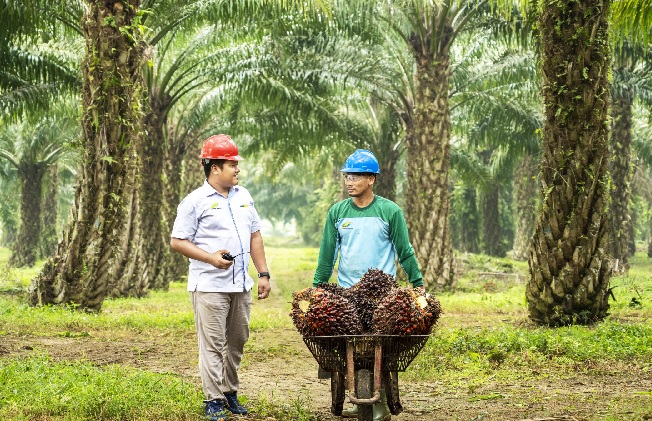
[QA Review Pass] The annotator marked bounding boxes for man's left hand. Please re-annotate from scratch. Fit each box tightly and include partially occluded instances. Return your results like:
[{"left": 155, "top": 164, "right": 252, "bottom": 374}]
[{"left": 257, "top": 277, "right": 271, "bottom": 300}]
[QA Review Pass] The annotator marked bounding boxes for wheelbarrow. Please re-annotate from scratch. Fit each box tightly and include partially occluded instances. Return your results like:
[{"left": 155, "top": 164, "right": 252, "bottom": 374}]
[{"left": 303, "top": 334, "right": 430, "bottom": 421}]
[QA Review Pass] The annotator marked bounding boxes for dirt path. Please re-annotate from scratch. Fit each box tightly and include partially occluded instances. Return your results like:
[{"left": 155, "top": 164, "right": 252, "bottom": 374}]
[{"left": 2, "top": 328, "right": 651, "bottom": 421}]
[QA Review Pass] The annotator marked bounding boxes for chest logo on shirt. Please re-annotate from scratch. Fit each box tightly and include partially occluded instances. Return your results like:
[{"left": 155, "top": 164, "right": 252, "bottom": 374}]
[
  {"left": 341, "top": 221, "right": 353, "bottom": 229},
  {"left": 211, "top": 202, "right": 222, "bottom": 209}
]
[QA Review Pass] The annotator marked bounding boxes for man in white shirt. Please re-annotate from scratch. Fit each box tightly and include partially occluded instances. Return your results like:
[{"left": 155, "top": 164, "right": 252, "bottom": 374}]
[{"left": 171, "top": 134, "right": 271, "bottom": 421}]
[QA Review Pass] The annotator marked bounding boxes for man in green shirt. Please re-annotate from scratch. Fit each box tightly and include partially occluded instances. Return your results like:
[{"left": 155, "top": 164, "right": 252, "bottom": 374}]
[
  {"left": 313, "top": 149, "right": 424, "bottom": 289},
  {"left": 313, "top": 149, "right": 424, "bottom": 420}
]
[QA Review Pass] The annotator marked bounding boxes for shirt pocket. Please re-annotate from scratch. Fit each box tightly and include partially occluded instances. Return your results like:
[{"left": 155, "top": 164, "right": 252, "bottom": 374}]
[{"left": 198, "top": 207, "right": 234, "bottom": 238}]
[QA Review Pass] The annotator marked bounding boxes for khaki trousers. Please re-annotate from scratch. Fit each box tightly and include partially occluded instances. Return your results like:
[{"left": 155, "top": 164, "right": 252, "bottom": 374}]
[{"left": 191, "top": 291, "right": 252, "bottom": 401}]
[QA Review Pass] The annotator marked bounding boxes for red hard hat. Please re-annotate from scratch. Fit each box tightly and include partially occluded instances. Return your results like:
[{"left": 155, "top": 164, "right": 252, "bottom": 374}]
[{"left": 200, "top": 134, "right": 243, "bottom": 163}]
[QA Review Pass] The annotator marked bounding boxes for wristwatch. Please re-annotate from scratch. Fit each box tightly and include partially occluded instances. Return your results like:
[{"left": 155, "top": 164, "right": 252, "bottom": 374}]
[{"left": 258, "top": 272, "right": 270, "bottom": 279}]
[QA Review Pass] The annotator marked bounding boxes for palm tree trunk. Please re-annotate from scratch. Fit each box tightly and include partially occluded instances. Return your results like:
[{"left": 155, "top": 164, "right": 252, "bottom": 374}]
[
  {"left": 513, "top": 155, "right": 539, "bottom": 260},
  {"left": 29, "top": 0, "right": 146, "bottom": 310},
  {"left": 107, "top": 170, "right": 145, "bottom": 298},
  {"left": 162, "top": 143, "right": 189, "bottom": 283},
  {"left": 374, "top": 147, "right": 399, "bottom": 201},
  {"left": 372, "top": 111, "right": 402, "bottom": 202},
  {"left": 0, "top": 190, "right": 18, "bottom": 247},
  {"left": 609, "top": 94, "right": 634, "bottom": 273},
  {"left": 451, "top": 186, "right": 480, "bottom": 253},
  {"left": 481, "top": 184, "right": 505, "bottom": 257},
  {"left": 526, "top": 0, "right": 612, "bottom": 326},
  {"left": 405, "top": 31, "right": 455, "bottom": 290},
  {"left": 10, "top": 163, "right": 45, "bottom": 267},
  {"left": 139, "top": 95, "right": 171, "bottom": 291},
  {"left": 39, "top": 164, "right": 59, "bottom": 259}
]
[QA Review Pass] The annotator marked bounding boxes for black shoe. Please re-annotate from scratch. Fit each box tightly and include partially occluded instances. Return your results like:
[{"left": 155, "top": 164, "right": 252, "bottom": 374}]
[
  {"left": 224, "top": 391, "right": 248, "bottom": 415},
  {"left": 205, "top": 399, "right": 227, "bottom": 421}
]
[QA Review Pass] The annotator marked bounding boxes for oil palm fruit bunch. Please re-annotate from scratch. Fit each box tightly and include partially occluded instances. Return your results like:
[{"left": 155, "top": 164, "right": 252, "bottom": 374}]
[
  {"left": 345, "top": 269, "right": 399, "bottom": 332},
  {"left": 371, "top": 288, "right": 442, "bottom": 335},
  {"left": 290, "top": 287, "right": 315, "bottom": 335},
  {"left": 291, "top": 287, "right": 362, "bottom": 336}
]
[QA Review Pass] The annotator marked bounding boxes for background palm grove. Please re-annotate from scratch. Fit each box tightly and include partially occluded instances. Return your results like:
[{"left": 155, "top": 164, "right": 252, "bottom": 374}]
[{"left": 1, "top": 0, "right": 652, "bottom": 420}]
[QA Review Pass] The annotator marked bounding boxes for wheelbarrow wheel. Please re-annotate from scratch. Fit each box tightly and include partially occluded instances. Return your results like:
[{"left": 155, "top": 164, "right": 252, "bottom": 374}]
[
  {"left": 330, "top": 371, "right": 344, "bottom": 416},
  {"left": 356, "top": 369, "right": 373, "bottom": 421}
]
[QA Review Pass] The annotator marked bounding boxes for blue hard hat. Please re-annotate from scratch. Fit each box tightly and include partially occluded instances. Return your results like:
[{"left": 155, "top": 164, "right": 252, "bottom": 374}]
[{"left": 340, "top": 149, "right": 380, "bottom": 174}]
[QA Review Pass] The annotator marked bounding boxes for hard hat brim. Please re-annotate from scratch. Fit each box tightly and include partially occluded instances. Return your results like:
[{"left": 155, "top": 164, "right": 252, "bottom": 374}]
[
  {"left": 202, "top": 155, "right": 244, "bottom": 161},
  {"left": 340, "top": 167, "right": 379, "bottom": 174}
]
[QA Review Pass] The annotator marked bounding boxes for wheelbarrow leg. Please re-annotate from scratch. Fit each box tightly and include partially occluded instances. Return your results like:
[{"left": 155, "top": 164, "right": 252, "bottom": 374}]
[{"left": 330, "top": 371, "right": 345, "bottom": 416}]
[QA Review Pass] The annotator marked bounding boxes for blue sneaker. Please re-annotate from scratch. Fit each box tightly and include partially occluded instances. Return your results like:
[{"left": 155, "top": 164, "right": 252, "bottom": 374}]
[
  {"left": 205, "top": 399, "right": 227, "bottom": 420},
  {"left": 224, "top": 391, "right": 248, "bottom": 415}
]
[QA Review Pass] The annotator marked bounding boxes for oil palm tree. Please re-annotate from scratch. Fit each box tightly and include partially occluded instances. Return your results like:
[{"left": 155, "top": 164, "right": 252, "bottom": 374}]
[
  {"left": 446, "top": 33, "right": 541, "bottom": 257},
  {"left": 330, "top": 0, "right": 534, "bottom": 289},
  {"left": 22, "top": 0, "right": 332, "bottom": 308},
  {"left": 29, "top": 0, "right": 148, "bottom": 309},
  {"left": 609, "top": 42, "right": 652, "bottom": 272},
  {"left": 0, "top": 115, "right": 74, "bottom": 267},
  {"left": 526, "top": 0, "right": 652, "bottom": 326},
  {"left": 526, "top": 0, "right": 613, "bottom": 326}
]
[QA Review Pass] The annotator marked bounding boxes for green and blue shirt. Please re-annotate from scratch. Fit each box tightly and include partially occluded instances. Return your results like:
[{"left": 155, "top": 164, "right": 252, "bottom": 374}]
[{"left": 313, "top": 195, "right": 423, "bottom": 288}]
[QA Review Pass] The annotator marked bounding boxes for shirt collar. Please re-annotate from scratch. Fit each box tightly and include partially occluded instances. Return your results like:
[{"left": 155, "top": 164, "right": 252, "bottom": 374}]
[{"left": 201, "top": 180, "right": 239, "bottom": 198}]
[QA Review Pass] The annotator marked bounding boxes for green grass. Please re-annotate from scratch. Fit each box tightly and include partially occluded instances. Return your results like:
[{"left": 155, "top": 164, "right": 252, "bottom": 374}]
[
  {"left": 1, "top": 244, "right": 652, "bottom": 420},
  {"left": 0, "top": 356, "right": 203, "bottom": 421}
]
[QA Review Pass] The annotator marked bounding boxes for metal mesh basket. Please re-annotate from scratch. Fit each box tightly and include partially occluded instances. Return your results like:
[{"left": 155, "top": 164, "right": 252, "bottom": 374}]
[{"left": 303, "top": 335, "right": 429, "bottom": 372}]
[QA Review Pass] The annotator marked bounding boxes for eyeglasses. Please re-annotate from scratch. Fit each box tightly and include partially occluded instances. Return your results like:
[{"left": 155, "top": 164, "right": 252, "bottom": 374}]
[{"left": 343, "top": 174, "right": 365, "bottom": 182}]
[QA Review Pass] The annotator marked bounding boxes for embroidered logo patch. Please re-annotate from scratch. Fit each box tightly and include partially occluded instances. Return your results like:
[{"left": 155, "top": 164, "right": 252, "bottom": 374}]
[
  {"left": 341, "top": 221, "right": 352, "bottom": 228},
  {"left": 211, "top": 202, "right": 221, "bottom": 209}
]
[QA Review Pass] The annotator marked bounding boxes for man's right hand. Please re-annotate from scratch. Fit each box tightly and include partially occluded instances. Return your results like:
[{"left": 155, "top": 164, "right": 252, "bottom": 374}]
[{"left": 213, "top": 249, "right": 235, "bottom": 269}]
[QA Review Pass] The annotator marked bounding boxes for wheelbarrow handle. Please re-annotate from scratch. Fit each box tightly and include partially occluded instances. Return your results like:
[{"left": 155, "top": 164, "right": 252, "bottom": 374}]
[
  {"left": 346, "top": 340, "right": 383, "bottom": 404},
  {"left": 350, "top": 390, "right": 380, "bottom": 405}
]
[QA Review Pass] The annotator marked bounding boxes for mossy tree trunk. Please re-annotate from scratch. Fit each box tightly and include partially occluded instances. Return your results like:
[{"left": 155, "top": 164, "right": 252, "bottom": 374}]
[
  {"left": 526, "top": 0, "right": 612, "bottom": 326},
  {"left": 10, "top": 163, "right": 46, "bottom": 267},
  {"left": 609, "top": 94, "right": 634, "bottom": 273},
  {"left": 513, "top": 155, "right": 539, "bottom": 260},
  {"left": 30, "top": 0, "right": 146, "bottom": 310},
  {"left": 404, "top": 19, "right": 455, "bottom": 290}
]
